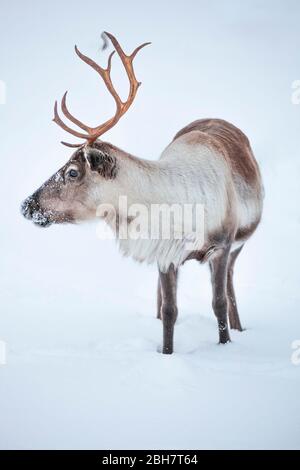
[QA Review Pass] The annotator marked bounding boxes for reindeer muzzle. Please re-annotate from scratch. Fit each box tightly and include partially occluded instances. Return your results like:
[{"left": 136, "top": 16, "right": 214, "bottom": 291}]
[{"left": 21, "top": 196, "right": 52, "bottom": 227}]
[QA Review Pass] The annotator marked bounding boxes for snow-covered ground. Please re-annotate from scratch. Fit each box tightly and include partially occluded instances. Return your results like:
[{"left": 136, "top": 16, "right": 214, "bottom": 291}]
[{"left": 1, "top": 0, "right": 299, "bottom": 449}]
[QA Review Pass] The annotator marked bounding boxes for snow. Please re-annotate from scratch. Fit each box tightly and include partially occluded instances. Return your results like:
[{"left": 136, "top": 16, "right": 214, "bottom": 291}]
[{"left": 0, "top": 0, "right": 300, "bottom": 450}]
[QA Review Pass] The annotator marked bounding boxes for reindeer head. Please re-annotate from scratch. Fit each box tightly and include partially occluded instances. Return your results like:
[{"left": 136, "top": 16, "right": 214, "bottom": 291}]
[{"left": 21, "top": 32, "right": 150, "bottom": 227}]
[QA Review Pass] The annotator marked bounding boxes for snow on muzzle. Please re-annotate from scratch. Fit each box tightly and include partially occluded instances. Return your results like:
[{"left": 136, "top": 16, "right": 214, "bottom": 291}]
[{"left": 21, "top": 195, "right": 53, "bottom": 227}]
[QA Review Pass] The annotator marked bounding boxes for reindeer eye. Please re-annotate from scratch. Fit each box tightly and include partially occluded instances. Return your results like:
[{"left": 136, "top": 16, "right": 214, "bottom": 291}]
[{"left": 68, "top": 169, "right": 79, "bottom": 178}]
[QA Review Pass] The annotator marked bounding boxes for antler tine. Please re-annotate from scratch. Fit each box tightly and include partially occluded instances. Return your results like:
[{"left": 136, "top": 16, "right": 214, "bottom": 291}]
[
  {"left": 61, "top": 91, "right": 92, "bottom": 133},
  {"left": 131, "top": 42, "right": 152, "bottom": 60},
  {"left": 53, "top": 101, "right": 89, "bottom": 139},
  {"left": 53, "top": 33, "right": 150, "bottom": 146},
  {"left": 84, "top": 32, "right": 151, "bottom": 136},
  {"left": 104, "top": 32, "right": 151, "bottom": 64},
  {"left": 61, "top": 141, "right": 84, "bottom": 148},
  {"left": 75, "top": 46, "right": 122, "bottom": 111},
  {"left": 54, "top": 47, "right": 122, "bottom": 143},
  {"left": 103, "top": 32, "right": 151, "bottom": 115}
]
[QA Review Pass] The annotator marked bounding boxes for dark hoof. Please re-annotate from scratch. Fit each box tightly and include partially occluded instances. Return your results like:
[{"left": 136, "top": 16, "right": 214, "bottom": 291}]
[
  {"left": 230, "top": 323, "right": 244, "bottom": 332},
  {"left": 218, "top": 338, "right": 231, "bottom": 345},
  {"left": 157, "top": 345, "right": 173, "bottom": 354},
  {"left": 218, "top": 321, "right": 231, "bottom": 344},
  {"left": 162, "top": 346, "right": 173, "bottom": 354},
  {"left": 229, "top": 317, "right": 243, "bottom": 331}
]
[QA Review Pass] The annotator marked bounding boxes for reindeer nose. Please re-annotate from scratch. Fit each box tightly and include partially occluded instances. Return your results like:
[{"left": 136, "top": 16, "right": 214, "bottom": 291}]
[{"left": 21, "top": 196, "right": 40, "bottom": 220}]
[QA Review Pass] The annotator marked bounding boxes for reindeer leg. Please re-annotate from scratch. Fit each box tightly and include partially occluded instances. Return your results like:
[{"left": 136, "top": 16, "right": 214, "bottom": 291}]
[
  {"left": 209, "top": 247, "right": 231, "bottom": 344},
  {"left": 157, "top": 277, "right": 162, "bottom": 319},
  {"left": 159, "top": 264, "right": 178, "bottom": 354},
  {"left": 227, "top": 245, "right": 244, "bottom": 331}
]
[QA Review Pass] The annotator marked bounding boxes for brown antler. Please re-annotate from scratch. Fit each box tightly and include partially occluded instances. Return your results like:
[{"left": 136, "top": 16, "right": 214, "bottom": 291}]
[{"left": 53, "top": 32, "right": 150, "bottom": 147}]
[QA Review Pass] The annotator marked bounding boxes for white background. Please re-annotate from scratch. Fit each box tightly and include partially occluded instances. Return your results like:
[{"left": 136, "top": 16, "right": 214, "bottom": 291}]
[{"left": 0, "top": 0, "right": 299, "bottom": 449}]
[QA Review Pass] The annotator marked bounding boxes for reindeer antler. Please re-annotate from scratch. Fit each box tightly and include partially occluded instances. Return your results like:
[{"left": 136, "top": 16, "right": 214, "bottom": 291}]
[{"left": 53, "top": 32, "right": 151, "bottom": 147}]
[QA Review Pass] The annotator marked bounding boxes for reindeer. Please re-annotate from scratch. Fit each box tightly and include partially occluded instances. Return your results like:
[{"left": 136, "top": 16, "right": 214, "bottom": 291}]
[{"left": 21, "top": 33, "right": 264, "bottom": 354}]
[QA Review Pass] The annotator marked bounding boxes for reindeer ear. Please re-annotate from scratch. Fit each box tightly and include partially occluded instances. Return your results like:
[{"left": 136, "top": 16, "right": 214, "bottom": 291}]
[{"left": 87, "top": 150, "right": 117, "bottom": 179}]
